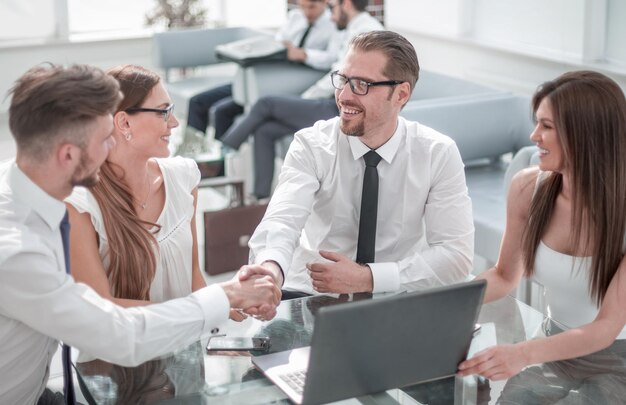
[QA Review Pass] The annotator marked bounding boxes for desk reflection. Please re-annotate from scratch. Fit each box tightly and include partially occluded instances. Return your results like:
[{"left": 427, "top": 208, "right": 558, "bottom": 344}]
[
  {"left": 497, "top": 338, "right": 626, "bottom": 404},
  {"left": 74, "top": 294, "right": 626, "bottom": 405},
  {"left": 77, "top": 342, "right": 206, "bottom": 404}
]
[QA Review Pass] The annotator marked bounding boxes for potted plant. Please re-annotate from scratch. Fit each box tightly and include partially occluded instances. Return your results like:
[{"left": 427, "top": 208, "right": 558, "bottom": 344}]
[{"left": 146, "top": 0, "right": 208, "bottom": 29}]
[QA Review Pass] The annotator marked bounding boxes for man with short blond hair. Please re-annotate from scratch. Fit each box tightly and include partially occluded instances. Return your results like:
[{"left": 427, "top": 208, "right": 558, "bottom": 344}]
[{"left": 240, "top": 31, "right": 474, "bottom": 298}]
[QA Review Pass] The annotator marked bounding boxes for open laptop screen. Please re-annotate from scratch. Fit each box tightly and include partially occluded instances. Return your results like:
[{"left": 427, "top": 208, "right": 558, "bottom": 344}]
[{"left": 254, "top": 280, "right": 486, "bottom": 404}]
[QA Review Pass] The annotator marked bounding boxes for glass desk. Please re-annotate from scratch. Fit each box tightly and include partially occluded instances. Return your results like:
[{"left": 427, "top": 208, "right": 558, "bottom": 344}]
[{"left": 75, "top": 294, "right": 626, "bottom": 404}]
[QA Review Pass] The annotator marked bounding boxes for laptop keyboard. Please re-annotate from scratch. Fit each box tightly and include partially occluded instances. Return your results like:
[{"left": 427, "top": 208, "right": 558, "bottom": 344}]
[{"left": 278, "top": 369, "right": 307, "bottom": 394}]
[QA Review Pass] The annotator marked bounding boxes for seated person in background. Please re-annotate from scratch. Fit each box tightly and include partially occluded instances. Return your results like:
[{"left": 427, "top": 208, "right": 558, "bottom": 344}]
[
  {"left": 181, "top": 0, "right": 336, "bottom": 153},
  {"left": 238, "top": 31, "right": 474, "bottom": 298},
  {"left": 66, "top": 64, "right": 207, "bottom": 307},
  {"left": 0, "top": 63, "right": 279, "bottom": 405},
  {"left": 458, "top": 71, "right": 626, "bottom": 381},
  {"left": 221, "top": 0, "right": 383, "bottom": 199}
]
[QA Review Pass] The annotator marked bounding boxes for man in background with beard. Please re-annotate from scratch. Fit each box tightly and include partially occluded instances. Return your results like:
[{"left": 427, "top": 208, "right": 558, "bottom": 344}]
[{"left": 238, "top": 31, "right": 474, "bottom": 298}]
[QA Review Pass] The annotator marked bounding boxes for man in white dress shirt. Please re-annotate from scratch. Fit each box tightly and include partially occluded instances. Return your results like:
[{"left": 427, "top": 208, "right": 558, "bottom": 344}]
[
  {"left": 277, "top": 0, "right": 338, "bottom": 69},
  {"left": 240, "top": 31, "right": 474, "bottom": 296},
  {"left": 0, "top": 64, "right": 280, "bottom": 404}
]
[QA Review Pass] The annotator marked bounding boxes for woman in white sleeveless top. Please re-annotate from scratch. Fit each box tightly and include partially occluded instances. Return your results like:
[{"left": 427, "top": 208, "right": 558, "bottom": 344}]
[
  {"left": 458, "top": 71, "right": 626, "bottom": 381},
  {"left": 64, "top": 65, "right": 214, "bottom": 396},
  {"left": 65, "top": 65, "right": 206, "bottom": 306}
]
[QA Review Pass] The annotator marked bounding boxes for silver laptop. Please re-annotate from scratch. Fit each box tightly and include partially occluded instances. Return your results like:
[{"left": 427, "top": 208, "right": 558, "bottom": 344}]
[{"left": 252, "top": 280, "right": 486, "bottom": 405}]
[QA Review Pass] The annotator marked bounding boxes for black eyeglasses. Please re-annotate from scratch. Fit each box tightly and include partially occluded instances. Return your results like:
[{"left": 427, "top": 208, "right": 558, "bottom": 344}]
[
  {"left": 125, "top": 104, "right": 174, "bottom": 122},
  {"left": 330, "top": 71, "right": 403, "bottom": 96}
]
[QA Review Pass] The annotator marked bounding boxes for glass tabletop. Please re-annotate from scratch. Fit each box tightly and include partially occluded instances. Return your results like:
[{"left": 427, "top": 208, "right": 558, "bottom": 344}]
[{"left": 75, "top": 293, "right": 626, "bottom": 404}]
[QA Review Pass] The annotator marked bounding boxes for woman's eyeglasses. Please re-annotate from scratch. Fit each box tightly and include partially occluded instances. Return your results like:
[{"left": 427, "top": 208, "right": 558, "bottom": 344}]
[{"left": 125, "top": 104, "right": 174, "bottom": 122}]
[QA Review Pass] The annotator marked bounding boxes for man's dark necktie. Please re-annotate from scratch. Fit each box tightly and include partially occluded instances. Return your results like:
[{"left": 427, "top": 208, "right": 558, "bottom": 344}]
[
  {"left": 59, "top": 211, "right": 76, "bottom": 405},
  {"left": 297, "top": 23, "right": 313, "bottom": 48},
  {"left": 356, "top": 151, "right": 382, "bottom": 264}
]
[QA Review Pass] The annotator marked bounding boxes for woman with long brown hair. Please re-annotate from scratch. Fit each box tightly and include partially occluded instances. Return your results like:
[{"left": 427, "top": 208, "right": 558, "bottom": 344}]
[
  {"left": 66, "top": 64, "right": 206, "bottom": 306},
  {"left": 458, "top": 71, "right": 626, "bottom": 380}
]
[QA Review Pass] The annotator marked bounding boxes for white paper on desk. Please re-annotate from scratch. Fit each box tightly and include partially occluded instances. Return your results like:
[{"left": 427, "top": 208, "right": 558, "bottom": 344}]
[
  {"left": 466, "top": 322, "right": 497, "bottom": 359},
  {"left": 216, "top": 36, "right": 286, "bottom": 60}
]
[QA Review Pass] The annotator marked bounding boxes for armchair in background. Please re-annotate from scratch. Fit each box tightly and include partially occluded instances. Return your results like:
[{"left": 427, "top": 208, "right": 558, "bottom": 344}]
[
  {"left": 152, "top": 26, "right": 269, "bottom": 118},
  {"left": 410, "top": 70, "right": 503, "bottom": 102},
  {"left": 231, "top": 62, "right": 328, "bottom": 111}
]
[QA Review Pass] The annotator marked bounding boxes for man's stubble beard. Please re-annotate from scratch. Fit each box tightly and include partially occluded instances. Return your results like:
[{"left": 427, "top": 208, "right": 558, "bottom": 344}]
[
  {"left": 340, "top": 119, "right": 365, "bottom": 137},
  {"left": 71, "top": 152, "right": 100, "bottom": 188}
]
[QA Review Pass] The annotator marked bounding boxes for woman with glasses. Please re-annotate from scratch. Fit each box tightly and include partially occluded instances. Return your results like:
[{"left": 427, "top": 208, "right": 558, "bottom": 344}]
[{"left": 65, "top": 64, "right": 207, "bottom": 307}]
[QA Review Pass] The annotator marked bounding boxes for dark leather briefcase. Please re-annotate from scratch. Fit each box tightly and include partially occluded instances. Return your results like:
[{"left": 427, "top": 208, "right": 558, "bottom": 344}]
[{"left": 203, "top": 203, "right": 268, "bottom": 275}]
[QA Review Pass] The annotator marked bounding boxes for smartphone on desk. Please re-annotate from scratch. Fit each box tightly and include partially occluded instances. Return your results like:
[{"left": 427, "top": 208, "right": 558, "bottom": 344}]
[{"left": 206, "top": 336, "right": 270, "bottom": 352}]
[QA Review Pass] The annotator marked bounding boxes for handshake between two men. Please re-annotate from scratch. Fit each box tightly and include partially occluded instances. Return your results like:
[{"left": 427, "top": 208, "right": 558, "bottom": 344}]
[
  {"left": 226, "top": 250, "right": 374, "bottom": 322},
  {"left": 221, "top": 262, "right": 285, "bottom": 321}
]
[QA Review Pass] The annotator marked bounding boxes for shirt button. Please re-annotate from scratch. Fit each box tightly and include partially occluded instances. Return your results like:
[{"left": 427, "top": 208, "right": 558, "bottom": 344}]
[{"left": 211, "top": 328, "right": 220, "bottom": 335}]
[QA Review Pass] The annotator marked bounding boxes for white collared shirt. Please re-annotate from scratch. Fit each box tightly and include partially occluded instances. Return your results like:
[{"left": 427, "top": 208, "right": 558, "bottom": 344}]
[
  {"left": 0, "top": 160, "right": 229, "bottom": 404},
  {"left": 249, "top": 117, "right": 474, "bottom": 295},
  {"left": 275, "top": 8, "right": 338, "bottom": 70},
  {"left": 301, "top": 12, "right": 384, "bottom": 99}
]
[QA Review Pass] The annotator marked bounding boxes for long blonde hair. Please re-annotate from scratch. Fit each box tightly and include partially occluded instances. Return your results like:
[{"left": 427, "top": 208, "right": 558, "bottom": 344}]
[
  {"left": 522, "top": 71, "right": 626, "bottom": 306},
  {"left": 90, "top": 65, "right": 162, "bottom": 300}
]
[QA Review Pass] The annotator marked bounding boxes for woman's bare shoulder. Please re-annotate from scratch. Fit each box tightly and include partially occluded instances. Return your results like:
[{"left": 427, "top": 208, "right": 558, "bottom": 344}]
[{"left": 508, "top": 167, "right": 542, "bottom": 218}]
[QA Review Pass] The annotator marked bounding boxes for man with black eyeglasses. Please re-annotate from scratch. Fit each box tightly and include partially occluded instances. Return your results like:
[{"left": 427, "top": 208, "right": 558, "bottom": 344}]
[
  {"left": 220, "top": 0, "right": 382, "bottom": 200},
  {"left": 237, "top": 31, "right": 474, "bottom": 298}
]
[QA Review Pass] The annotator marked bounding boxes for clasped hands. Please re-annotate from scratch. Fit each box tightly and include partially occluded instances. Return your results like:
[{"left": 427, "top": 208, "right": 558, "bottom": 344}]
[
  {"left": 226, "top": 251, "right": 372, "bottom": 321},
  {"left": 227, "top": 261, "right": 284, "bottom": 321}
]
